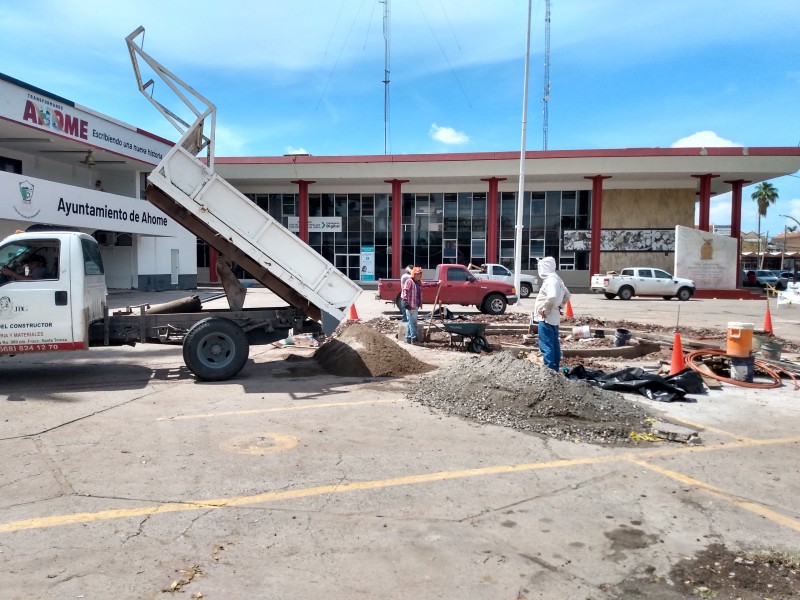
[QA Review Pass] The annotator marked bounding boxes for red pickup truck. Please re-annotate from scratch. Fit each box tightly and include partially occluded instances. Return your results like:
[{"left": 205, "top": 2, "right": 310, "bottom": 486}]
[{"left": 376, "top": 264, "right": 518, "bottom": 315}]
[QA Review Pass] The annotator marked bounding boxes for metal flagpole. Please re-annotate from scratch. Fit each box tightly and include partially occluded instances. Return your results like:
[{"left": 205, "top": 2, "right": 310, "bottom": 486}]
[{"left": 514, "top": 0, "right": 533, "bottom": 300}]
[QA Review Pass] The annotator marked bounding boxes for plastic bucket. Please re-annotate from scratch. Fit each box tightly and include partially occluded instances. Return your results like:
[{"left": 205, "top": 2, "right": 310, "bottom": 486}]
[
  {"left": 730, "top": 356, "right": 755, "bottom": 383},
  {"left": 726, "top": 322, "right": 754, "bottom": 358},
  {"left": 761, "top": 341, "right": 783, "bottom": 361},
  {"left": 572, "top": 325, "right": 590, "bottom": 339},
  {"left": 614, "top": 328, "right": 631, "bottom": 347}
]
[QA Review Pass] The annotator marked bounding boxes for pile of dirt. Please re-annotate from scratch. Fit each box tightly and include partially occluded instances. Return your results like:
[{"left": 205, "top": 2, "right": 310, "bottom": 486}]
[
  {"left": 608, "top": 543, "right": 800, "bottom": 599},
  {"left": 406, "top": 351, "right": 657, "bottom": 445},
  {"left": 314, "top": 323, "right": 435, "bottom": 377}
]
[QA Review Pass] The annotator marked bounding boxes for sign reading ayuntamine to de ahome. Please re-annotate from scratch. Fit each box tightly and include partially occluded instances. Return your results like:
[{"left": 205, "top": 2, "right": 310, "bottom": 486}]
[{"left": 0, "top": 171, "right": 182, "bottom": 236}]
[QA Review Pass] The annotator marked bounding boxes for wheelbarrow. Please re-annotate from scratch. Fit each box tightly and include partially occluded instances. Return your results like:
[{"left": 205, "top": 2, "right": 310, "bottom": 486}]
[{"left": 440, "top": 321, "right": 490, "bottom": 353}]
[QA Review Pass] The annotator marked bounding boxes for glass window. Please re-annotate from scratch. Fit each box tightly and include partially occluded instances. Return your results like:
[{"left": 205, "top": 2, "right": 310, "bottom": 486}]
[
  {"left": 81, "top": 238, "right": 103, "bottom": 275},
  {"left": 471, "top": 238, "right": 486, "bottom": 259},
  {"left": 639, "top": 270, "right": 653, "bottom": 278},
  {"left": 654, "top": 269, "right": 671, "bottom": 279},
  {"left": 446, "top": 267, "right": 470, "bottom": 282}
]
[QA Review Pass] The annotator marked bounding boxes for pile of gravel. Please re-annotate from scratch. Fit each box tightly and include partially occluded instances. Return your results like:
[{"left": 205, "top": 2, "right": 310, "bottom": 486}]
[
  {"left": 406, "top": 351, "right": 656, "bottom": 444},
  {"left": 315, "top": 323, "right": 435, "bottom": 377}
]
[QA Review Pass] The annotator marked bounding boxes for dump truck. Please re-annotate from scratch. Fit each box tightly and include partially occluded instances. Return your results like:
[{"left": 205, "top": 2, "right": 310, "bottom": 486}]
[{"left": 0, "top": 27, "right": 361, "bottom": 381}]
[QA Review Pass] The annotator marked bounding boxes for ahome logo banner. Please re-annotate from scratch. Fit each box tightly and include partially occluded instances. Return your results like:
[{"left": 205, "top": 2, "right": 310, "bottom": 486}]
[
  {"left": 0, "top": 171, "right": 182, "bottom": 236},
  {"left": 0, "top": 76, "right": 170, "bottom": 165}
]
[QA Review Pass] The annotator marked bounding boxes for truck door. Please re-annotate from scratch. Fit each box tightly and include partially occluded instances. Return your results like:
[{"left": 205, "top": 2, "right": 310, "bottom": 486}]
[
  {"left": 439, "top": 266, "right": 480, "bottom": 304},
  {"left": 0, "top": 238, "right": 76, "bottom": 354},
  {"left": 636, "top": 269, "right": 656, "bottom": 295}
]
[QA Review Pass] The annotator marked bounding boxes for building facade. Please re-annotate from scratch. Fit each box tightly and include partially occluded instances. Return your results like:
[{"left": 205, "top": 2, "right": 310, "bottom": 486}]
[{"left": 3, "top": 72, "right": 800, "bottom": 291}]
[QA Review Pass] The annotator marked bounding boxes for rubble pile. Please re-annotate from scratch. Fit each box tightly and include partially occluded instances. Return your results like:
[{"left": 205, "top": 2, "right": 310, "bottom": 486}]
[
  {"left": 315, "top": 323, "right": 435, "bottom": 377},
  {"left": 406, "top": 351, "right": 657, "bottom": 444}
]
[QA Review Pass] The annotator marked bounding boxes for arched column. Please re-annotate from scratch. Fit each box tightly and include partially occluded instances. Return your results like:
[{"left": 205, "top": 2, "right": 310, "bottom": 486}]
[
  {"left": 691, "top": 173, "right": 719, "bottom": 232},
  {"left": 291, "top": 179, "right": 315, "bottom": 242},
  {"left": 481, "top": 177, "right": 506, "bottom": 264},
  {"left": 385, "top": 179, "right": 409, "bottom": 277},
  {"left": 725, "top": 178, "right": 750, "bottom": 287},
  {"left": 584, "top": 175, "right": 611, "bottom": 278}
]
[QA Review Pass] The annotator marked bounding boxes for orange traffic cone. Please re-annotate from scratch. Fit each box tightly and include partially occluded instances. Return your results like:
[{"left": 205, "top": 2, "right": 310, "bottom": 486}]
[
  {"left": 763, "top": 306, "right": 773, "bottom": 335},
  {"left": 670, "top": 331, "right": 685, "bottom": 375},
  {"left": 348, "top": 303, "right": 359, "bottom": 322},
  {"left": 564, "top": 300, "right": 574, "bottom": 319}
]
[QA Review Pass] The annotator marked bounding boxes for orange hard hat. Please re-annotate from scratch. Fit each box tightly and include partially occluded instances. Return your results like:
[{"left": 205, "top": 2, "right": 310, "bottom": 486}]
[{"left": 412, "top": 267, "right": 423, "bottom": 276}]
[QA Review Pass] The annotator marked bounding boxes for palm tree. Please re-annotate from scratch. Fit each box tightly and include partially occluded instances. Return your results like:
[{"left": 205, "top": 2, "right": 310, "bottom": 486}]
[{"left": 751, "top": 182, "right": 779, "bottom": 268}]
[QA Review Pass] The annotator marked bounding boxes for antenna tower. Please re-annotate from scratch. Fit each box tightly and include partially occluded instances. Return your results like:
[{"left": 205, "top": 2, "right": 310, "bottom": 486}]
[
  {"left": 543, "top": 0, "right": 551, "bottom": 150},
  {"left": 382, "top": 0, "right": 391, "bottom": 155}
]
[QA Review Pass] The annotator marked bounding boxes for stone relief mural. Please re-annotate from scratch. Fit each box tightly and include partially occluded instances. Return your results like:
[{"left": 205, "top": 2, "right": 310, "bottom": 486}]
[{"left": 563, "top": 229, "right": 675, "bottom": 252}]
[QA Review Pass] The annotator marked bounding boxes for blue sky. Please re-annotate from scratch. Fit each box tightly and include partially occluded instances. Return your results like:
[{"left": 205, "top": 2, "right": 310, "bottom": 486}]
[{"left": 2, "top": 0, "right": 799, "bottom": 237}]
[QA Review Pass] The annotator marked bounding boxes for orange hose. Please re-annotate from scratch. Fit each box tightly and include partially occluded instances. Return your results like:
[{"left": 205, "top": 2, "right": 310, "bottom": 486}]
[{"left": 684, "top": 348, "right": 798, "bottom": 390}]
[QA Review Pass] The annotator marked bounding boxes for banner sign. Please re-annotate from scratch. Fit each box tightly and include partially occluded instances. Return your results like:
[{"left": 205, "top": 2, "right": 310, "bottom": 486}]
[
  {"left": 0, "top": 76, "right": 171, "bottom": 165},
  {"left": 286, "top": 216, "right": 343, "bottom": 233},
  {"left": 1, "top": 171, "right": 182, "bottom": 236},
  {"left": 360, "top": 246, "right": 375, "bottom": 281}
]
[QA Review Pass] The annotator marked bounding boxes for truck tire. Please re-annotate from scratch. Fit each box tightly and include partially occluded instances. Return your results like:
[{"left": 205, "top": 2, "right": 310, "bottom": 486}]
[
  {"left": 395, "top": 294, "right": 403, "bottom": 313},
  {"left": 519, "top": 282, "right": 533, "bottom": 298},
  {"left": 677, "top": 287, "right": 692, "bottom": 301},
  {"left": 604, "top": 293, "right": 616, "bottom": 300},
  {"left": 483, "top": 293, "right": 507, "bottom": 315},
  {"left": 617, "top": 286, "right": 634, "bottom": 301},
  {"left": 183, "top": 317, "right": 250, "bottom": 381}
]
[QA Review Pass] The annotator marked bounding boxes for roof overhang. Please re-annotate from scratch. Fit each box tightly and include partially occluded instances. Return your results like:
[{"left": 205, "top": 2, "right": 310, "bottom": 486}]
[{"left": 215, "top": 147, "right": 800, "bottom": 194}]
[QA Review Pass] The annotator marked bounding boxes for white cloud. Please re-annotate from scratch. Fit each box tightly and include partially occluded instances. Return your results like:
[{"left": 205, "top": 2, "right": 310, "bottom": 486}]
[
  {"left": 709, "top": 192, "right": 732, "bottom": 225},
  {"left": 285, "top": 146, "right": 310, "bottom": 155},
  {"left": 671, "top": 131, "right": 742, "bottom": 148},
  {"left": 430, "top": 124, "right": 469, "bottom": 145}
]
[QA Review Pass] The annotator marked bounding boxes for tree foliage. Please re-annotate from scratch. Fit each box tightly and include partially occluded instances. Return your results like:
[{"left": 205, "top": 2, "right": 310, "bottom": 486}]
[{"left": 751, "top": 181, "right": 779, "bottom": 217}]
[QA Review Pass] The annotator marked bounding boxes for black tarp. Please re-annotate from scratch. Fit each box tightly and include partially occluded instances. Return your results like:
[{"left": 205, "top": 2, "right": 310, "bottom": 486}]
[{"left": 567, "top": 366, "right": 704, "bottom": 402}]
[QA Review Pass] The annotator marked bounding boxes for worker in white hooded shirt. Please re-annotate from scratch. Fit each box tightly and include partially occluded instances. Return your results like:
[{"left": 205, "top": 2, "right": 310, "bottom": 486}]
[{"left": 533, "top": 256, "right": 570, "bottom": 371}]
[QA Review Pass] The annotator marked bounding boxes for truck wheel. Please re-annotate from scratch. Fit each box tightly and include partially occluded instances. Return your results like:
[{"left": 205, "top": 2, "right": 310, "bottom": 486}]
[
  {"left": 183, "top": 317, "right": 250, "bottom": 381},
  {"left": 604, "top": 293, "right": 616, "bottom": 300},
  {"left": 677, "top": 287, "right": 692, "bottom": 301},
  {"left": 394, "top": 294, "right": 403, "bottom": 313},
  {"left": 617, "top": 286, "right": 634, "bottom": 301},
  {"left": 519, "top": 282, "right": 533, "bottom": 298},
  {"left": 484, "top": 294, "right": 507, "bottom": 315}
]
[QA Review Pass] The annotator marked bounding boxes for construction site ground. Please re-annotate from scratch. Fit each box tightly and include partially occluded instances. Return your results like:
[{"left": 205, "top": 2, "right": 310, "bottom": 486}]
[{"left": 1, "top": 288, "right": 799, "bottom": 599}]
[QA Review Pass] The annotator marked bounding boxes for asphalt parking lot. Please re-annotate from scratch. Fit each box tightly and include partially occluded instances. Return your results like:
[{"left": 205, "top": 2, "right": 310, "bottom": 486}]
[{"left": 1, "top": 289, "right": 799, "bottom": 599}]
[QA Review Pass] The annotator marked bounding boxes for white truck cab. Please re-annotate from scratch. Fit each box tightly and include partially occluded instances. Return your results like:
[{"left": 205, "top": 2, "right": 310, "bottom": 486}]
[{"left": 0, "top": 231, "right": 106, "bottom": 354}]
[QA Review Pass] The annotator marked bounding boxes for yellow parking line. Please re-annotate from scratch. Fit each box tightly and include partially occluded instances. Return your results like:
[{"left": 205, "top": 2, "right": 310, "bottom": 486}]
[
  {"left": 629, "top": 458, "right": 800, "bottom": 533},
  {"left": 0, "top": 454, "right": 613, "bottom": 533},
  {"left": 666, "top": 416, "right": 757, "bottom": 443},
  {"left": 158, "top": 399, "right": 402, "bottom": 421}
]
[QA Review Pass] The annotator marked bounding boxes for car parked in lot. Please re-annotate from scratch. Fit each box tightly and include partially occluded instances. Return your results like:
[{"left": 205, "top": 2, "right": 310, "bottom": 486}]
[
  {"left": 744, "top": 269, "right": 779, "bottom": 288},
  {"left": 769, "top": 270, "right": 790, "bottom": 289}
]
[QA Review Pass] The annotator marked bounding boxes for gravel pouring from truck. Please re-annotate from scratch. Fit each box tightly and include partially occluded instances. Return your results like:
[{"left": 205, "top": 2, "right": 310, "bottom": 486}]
[{"left": 377, "top": 263, "right": 517, "bottom": 315}]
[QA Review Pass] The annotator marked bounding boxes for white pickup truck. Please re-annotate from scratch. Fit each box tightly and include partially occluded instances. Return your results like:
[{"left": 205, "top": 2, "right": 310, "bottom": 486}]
[
  {"left": 591, "top": 267, "right": 696, "bottom": 301},
  {"left": 468, "top": 263, "right": 540, "bottom": 298}
]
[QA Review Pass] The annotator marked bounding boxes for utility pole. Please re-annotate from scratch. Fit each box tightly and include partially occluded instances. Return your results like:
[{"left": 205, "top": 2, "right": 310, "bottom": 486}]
[
  {"left": 542, "top": 0, "right": 551, "bottom": 150},
  {"left": 382, "top": 0, "right": 391, "bottom": 155}
]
